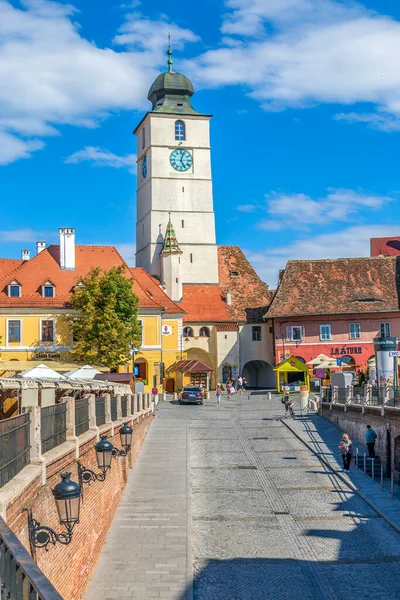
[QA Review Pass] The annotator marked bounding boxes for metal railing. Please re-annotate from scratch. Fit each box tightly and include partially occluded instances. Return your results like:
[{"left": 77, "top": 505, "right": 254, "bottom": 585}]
[
  {"left": 320, "top": 384, "right": 400, "bottom": 407},
  {"left": 131, "top": 395, "right": 135, "bottom": 415},
  {"left": 95, "top": 396, "right": 106, "bottom": 426},
  {"left": 0, "top": 414, "right": 30, "bottom": 488},
  {"left": 75, "top": 396, "right": 89, "bottom": 437},
  {"left": 121, "top": 396, "right": 128, "bottom": 418},
  {"left": 0, "top": 516, "right": 63, "bottom": 600},
  {"left": 111, "top": 396, "right": 117, "bottom": 421},
  {"left": 40, "top": 404, "right": 67, "bottom": 454}
]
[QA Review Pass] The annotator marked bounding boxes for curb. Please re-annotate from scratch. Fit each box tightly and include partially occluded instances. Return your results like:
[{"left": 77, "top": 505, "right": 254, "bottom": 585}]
[{"left": 281, "top": 418, "right": 400, "bottom": 537}]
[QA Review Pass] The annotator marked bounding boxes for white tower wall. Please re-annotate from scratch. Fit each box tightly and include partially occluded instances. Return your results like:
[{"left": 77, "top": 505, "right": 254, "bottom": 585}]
[{"left": 135, "top": 112, "right": 218, "bottom": 284}]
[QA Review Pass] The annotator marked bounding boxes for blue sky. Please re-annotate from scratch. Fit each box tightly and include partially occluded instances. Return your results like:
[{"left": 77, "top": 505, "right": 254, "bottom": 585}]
[{"left": 2, "top": 0, "right": 400, "bottom": 287}]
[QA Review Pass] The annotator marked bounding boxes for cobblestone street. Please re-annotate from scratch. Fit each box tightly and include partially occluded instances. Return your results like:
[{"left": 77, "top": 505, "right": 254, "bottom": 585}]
[{"left": 86, "top": 393, "right": 400, "bottom": 599}]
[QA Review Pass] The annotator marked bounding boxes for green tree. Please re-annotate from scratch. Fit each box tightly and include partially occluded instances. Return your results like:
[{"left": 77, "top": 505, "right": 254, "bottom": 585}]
[{"left": 67, "top": 266, "right": 141, "bottom": 370}]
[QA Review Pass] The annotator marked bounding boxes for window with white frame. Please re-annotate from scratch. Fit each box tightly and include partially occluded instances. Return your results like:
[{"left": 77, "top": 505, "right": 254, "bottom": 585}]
[
  {"left": 349, "top": 323, "right": 361, "bottom": 339},
  {"left": 8, "top": 281, "right": 21, "bottom": 298},
  {"left": 286, "top": 326, "right": 304, "bottom": 341},
  {"left": 42, "top": 281, "right": 55, "bottom": 298},
  {"left": 175, "top": 120, "right": 185, "bottom": 141},
  {"left": 320, "top": 324, "right": 331, "bottom": 340},
  {"left": 41, "top": 319, "right": 54, "bottom": 343},
  {"left": 379, "top": 322, "right": 391, "bottom": 337},
  {"left": 8, "top": 320, "right": 21, "bottom": 343},
  {"left": 137, "top": 318, "right": 143, "bottom": 344}
]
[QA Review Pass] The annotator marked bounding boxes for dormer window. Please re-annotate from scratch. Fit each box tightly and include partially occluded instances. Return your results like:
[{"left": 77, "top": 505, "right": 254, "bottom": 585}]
[
  {"left": 42, "top": 281, "right": 55, "bottom": 298},
  {"left": 8, "top": 281, "right": 21, "bottom": 298}
]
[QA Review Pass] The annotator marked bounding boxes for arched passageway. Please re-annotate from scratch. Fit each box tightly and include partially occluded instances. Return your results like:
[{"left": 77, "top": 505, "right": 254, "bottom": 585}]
[{"left": 242, "top": 360, "right": 275, "bottom": 388}]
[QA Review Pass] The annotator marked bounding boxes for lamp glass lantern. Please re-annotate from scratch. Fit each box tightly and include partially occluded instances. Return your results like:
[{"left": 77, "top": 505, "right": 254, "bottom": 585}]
[
  {"left": 95, "top": 434, "right": 114, "bottom": 472},
  {"left": 119, "top": 423, "right": 133, "bottom": 450},
  {"left": 52, "top": 472, "right": 81, "bottom": 531}
]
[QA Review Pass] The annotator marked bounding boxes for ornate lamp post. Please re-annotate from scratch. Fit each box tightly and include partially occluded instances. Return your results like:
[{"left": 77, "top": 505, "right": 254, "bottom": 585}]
[
  {"left": 78, "top": 435, "right": 114, "bottom": 492},
  {"left": 112, "top": 423, "right": 133, "bottom": 457},
  {"left": 24, "top": 472, "right": 81, "bottom": 554}
]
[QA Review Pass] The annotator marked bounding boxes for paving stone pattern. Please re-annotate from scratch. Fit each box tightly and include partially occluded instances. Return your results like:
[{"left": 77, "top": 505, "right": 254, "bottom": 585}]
[{"left": 85, "top": 393, "right": 400, "bottom": 599}]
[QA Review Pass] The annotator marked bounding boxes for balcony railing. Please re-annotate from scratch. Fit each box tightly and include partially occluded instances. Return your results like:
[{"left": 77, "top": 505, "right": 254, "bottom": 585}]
[
  {"left": 0, "top": 516, "right": 63, "bottom": 600},
  {"left": 0, "top": 414, "right": 30, "bottom": 488},
  {"left": 40, "top": 404, "right": 67, "bottom": 454}
]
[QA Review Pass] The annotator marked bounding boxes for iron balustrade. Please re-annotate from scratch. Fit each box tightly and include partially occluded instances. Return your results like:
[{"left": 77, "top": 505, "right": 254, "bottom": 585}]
[
  {"left": 40, "top": 404, "right": 67, "bottom": 454},
  {"left": 131, "top": 395, "right": 135, "bottom": 415},
  {"left": 95, "top": 396, "right": 106, "bottom": 426},
  {"left": 74, "top": 397, "right": 89, "bottom": 437},
  {"left": 111, "top": 396, "right": 117, "bottom": 421},
  {"left": 0, "top": 414, "right": 30, "bottom": 489},
  {"left": 0, "top": 516, "right": 63, "bottom": 600},
  {"left": 121, "top": 396, "right": 128, "bottom": 418},
  {"left": 136, "top": 395, "right": 140, "bottom": 413}
]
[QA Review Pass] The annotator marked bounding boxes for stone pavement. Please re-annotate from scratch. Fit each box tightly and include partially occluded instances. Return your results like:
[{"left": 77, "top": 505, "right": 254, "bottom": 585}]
[
  {"left": 85, "top": 417, "right": 191, "bottom": 600},
  {"left": 85, "top": 391, "right": 400, "bottom": 600}
]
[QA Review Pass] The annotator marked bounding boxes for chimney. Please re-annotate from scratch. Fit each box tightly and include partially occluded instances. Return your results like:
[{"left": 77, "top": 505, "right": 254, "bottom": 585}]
[
  {"left": 36, "top": 241, "right": 46, "bottom": 255},
  {"left": 59, "top": 228, "right": 75, "bottom": 270},
  {"left": 21, "top": 249, "right": 30, "bottom": 261},
  {"left": 226, "top": 292, "right": 232, "bottom": 306}
]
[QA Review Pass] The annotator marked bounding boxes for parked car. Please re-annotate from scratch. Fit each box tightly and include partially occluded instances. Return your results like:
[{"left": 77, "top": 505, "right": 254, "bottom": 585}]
[{"left": 179, "top": 386, "right": 204, "bottom": 405}]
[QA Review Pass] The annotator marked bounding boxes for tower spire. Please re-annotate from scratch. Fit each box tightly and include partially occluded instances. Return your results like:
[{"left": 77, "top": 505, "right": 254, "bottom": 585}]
[{"left": 167, "top": 33, "right": 173, "bottom": 73}]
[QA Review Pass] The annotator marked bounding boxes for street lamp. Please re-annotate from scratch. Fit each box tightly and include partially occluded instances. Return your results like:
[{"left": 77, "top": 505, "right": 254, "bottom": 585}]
[
  {"left": 24, "top": 472, "right": 81, "bottom": 553},
  {"left": 112, "top": 423, "right": 133, "bottom": 457},
  {"left": 78, "top": 435, "right": 114, "bottom": 493}
]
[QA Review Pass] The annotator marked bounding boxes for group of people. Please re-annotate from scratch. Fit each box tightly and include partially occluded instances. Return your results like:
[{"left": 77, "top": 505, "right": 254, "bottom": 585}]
[
  {"left": 338, "top": 425, "right": 377, "bottom": 472},
  {"left": 215, "top": 376, "right": 247, "bottom": 403}
]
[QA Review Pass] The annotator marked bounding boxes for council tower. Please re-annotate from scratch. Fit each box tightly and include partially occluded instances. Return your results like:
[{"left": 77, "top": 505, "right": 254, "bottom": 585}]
[{"left": 134, "top": 45, "right": 219, "bottom": 298}]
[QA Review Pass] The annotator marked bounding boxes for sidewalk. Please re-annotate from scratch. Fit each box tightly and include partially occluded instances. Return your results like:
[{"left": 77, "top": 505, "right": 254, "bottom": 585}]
[
  {"left": 283, "top": 406, "right": 400, "bottom": 533},
  {"left": 85, "top": 416, "right": 191, "bottom": 600}
]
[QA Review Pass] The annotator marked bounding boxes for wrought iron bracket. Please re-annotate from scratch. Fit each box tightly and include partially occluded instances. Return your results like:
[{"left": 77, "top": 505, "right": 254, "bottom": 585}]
[
  {"left": 77, "top": 461, "right": 107, "bottom": 498},
  {"left": 112, "top": 446, "right": 130, "bottom": 458},
  {"left": 23, "top": 508, "right": 73, "bottom": 557}
]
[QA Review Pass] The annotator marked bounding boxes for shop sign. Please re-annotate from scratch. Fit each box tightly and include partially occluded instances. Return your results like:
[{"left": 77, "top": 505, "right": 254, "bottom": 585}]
[
  {"left": 34, "top": 351, "right": 61, "bottom": 360},
  {"left": 162, "top": 325, "right": 172, "bottom": 336},
  {"left": 330, "top": 347, "right": 362, "bottom": 356}
]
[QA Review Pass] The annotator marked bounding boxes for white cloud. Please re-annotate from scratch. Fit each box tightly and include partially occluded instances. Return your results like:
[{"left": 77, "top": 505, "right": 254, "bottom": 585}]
[
  {"left": 334, "top": 111, "right": 400, "bottom": 132},
  {"left": 236, "top": 204, "right": 257, "bottom": 212},
  {"left": 189, "top": 0, "right": 400, "bottom": 123},
  {"left": 0, "top": 228, "right": 52, "bottom": 242},
  {"left": 0, "top": 1, "right": 198, "bottom": 164},
  {"left": 258, "top": 188, "right": 392, "bottom": 231},
  {"left": 65, "top": 146, "right": 137, "bottom": 173},
  {"left": 245, "top": 224, "right": 400, "bottom": 287},
  {"left": 0, "top": 130, "right": 44, "bottom": 165}
]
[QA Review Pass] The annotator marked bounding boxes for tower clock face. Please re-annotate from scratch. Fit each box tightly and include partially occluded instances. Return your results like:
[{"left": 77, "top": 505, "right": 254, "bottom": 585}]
[
  {"left": 142, "top": 155, "right": 147, "bottom": 178},
  {"left": 170, "top": 148, "right": 193, "bottom": 172}
]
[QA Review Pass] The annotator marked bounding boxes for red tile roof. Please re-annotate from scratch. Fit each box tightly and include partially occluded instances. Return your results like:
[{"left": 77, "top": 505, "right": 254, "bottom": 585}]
[
  {"left": 268, "top": 257, "right": 400, "bottom": 318},
  {"left": 214, "top": 323, "right": 239, "bottom": 331},
  {"left": 371, "top": 237, "right": 400, "bottom": 257},
  {"left": 167, "top": 359, "right": 213, "bottom": 373},
  {"left": 0, "top": 245, "right": 182, "bottom": 313},
  {"left": 179, "top": 246, "right": 272, "bottom": 323}
]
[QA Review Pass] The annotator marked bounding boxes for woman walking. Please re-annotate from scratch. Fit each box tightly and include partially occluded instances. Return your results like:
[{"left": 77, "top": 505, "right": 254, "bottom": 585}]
[
  {"left": 216, "top": 384, "right": 222, "bottom": 404},
  {"left": 338, "top": 433, "right": 353, "bottom": 472}
]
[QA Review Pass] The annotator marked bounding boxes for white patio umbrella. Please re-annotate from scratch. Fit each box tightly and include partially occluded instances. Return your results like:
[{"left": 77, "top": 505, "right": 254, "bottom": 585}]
[
  {"left": 17, "top": 363, "right": 67, "bottom": 380},
  {"left": 64, "top": 365, "right": 102, "bottom": 380},
  {"left": 307, "top": 353, "right": 334, "bottom": 366}
]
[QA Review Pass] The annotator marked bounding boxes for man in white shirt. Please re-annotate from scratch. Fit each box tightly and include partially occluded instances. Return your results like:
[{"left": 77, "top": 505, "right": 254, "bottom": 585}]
[{"left": 238, "top": 376, "right": 244, "bottom": 395}]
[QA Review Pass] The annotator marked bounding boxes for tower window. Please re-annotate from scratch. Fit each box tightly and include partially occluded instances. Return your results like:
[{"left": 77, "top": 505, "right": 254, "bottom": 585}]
[
  {"left": 190, "top": 253, "right": 193, "bottom": 263},
  {"left": 181, "top": 220, "right": 184, "bottom": 228},
  {"left": 175, "top": 120, "right": 185, "bottom": 141},
  {"left": 142, "top": 127, "right": 145, "bottom": 149},
  {"left": 182, "top": 186, "right": 184, "bottom": 192},
  {"left": 199, "top": 327, "right": 210, "bottom": 338}
]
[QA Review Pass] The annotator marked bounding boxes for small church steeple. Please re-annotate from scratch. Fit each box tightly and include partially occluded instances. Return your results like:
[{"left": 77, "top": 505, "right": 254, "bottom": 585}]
[
  {"left": 160, "top": 215, "right": 183, "bottom": 255},
  {"left": 160, "top": 216, "right": 183, "bottom": 302}
]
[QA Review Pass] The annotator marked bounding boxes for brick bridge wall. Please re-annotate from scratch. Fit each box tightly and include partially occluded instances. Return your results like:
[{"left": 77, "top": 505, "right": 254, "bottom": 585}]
[
  {"left": 4, "top": 413, "right": 152, "bottom": 600},
  {"left": 320, "top": 402, "right": 400, "bottom": 479}
]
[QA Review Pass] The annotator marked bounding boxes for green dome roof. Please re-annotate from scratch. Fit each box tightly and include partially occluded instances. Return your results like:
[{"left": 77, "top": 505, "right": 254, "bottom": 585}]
[{"left": 147, "top": 46, "right": 200, "bottom": 114}]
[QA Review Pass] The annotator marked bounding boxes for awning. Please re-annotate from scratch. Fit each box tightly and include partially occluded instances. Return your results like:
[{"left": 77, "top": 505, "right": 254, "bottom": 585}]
[{"left": 167, "top": 360, "right": 213, "bottom": 374}]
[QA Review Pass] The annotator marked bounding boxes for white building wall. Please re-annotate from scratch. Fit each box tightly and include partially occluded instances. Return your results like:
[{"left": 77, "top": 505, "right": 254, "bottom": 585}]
[
  {"left": 217, "top": 331, "right": 240, "bottom": 383},
  {"left": 161, "top": 252, "right": 182, "bottom": 302}
]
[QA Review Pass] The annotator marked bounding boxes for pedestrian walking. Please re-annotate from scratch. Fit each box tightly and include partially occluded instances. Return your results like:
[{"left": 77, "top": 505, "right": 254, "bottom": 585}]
[
  {"left": 216, "top": 384, "right": 222, "bottom": 404},
  {"left": 283, "top": 392, "right": 294, "bottom": 419},
  {"left": 237, "top": 376, "right": 243, "bottom": 395},
  {"left": 226, "top": 381, "right": 232, "bottom": 400},
  {"left": 151, "top": 386, "right": 158, "bottom": 399},
  {"left": 365, "top": 425, "right": 377, "bottom": 459},
  {"left": 338, "top": 433, "right": 353, "bottom": 472},
  {"left": 231, "top": 378, "right": 236, "bottom": 394}
]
